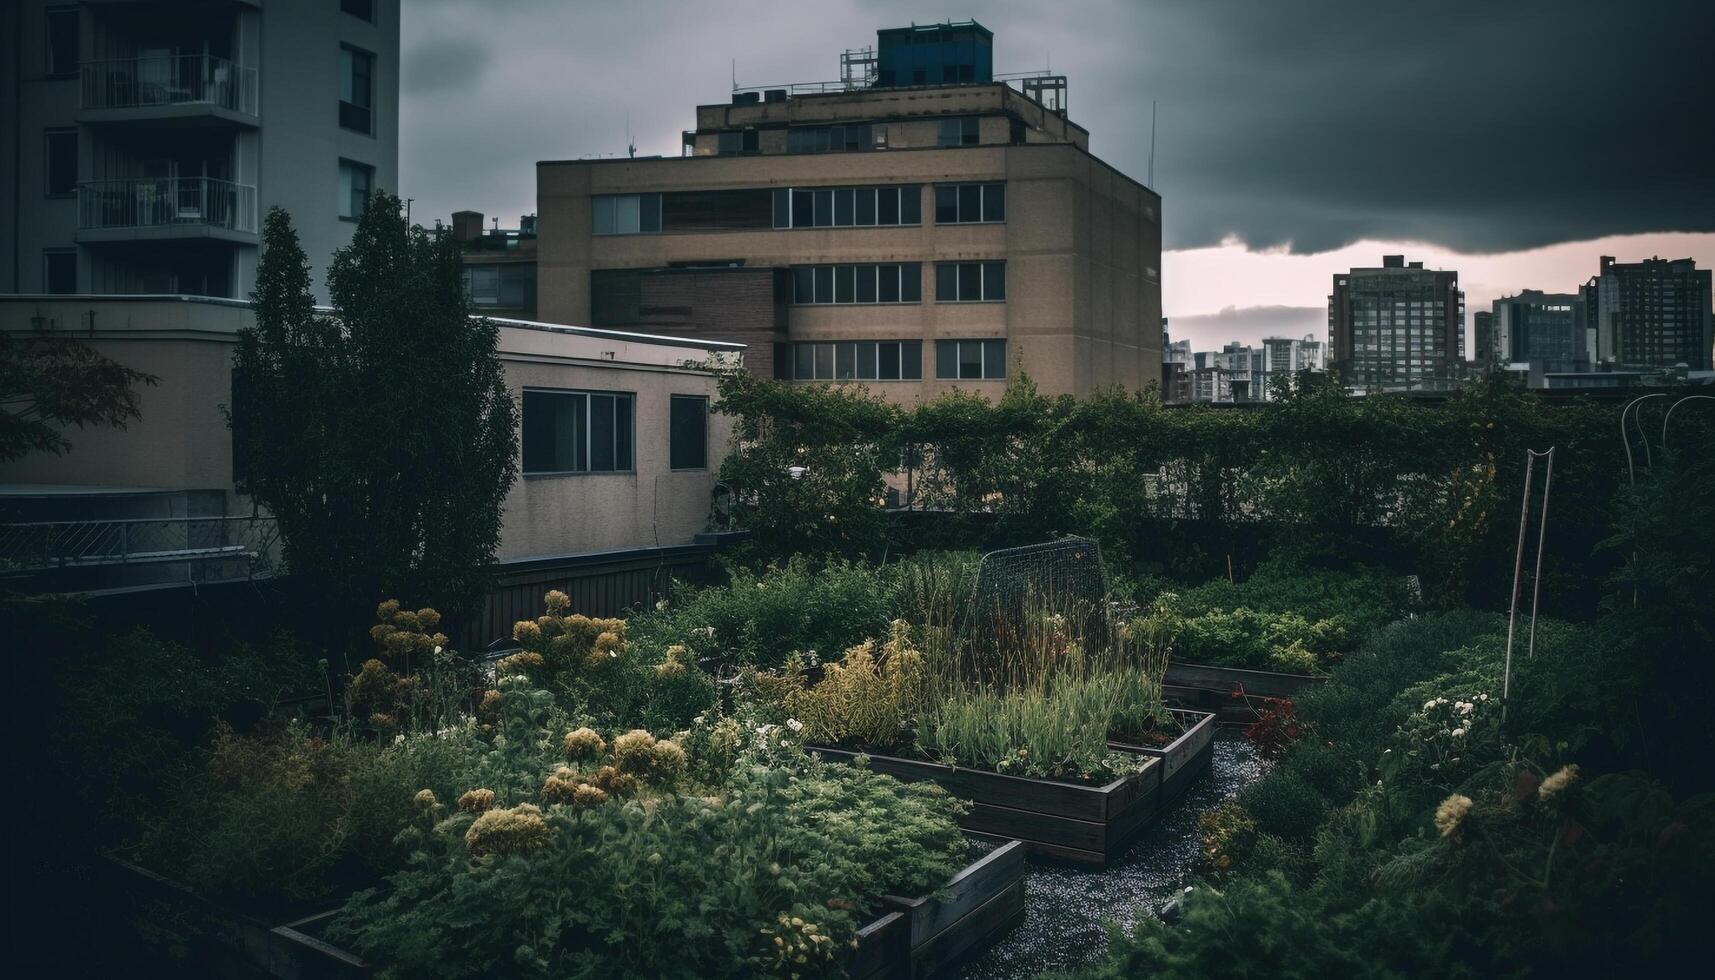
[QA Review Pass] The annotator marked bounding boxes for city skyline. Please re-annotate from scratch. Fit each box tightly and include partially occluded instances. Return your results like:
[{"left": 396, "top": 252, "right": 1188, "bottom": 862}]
[{"left": 397, "top": 0, "right": 1714, "bottom": 351}]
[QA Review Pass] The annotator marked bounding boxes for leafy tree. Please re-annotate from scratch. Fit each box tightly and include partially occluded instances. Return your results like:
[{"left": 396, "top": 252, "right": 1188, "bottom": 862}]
[
  {"left": 231, "top": 195, "right": 518, "bottom": 627},
  {"left": 0, "top": 320, "right": 157, "bottom": 462}
]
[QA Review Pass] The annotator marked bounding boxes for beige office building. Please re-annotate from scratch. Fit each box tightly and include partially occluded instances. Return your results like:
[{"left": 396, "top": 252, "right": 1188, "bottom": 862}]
[{"left": 535, "top": 21, "right": 1161, "bottom": 402}]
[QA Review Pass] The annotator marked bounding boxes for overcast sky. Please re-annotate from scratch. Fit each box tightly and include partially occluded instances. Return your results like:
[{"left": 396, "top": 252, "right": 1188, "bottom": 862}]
[{"left": 399, "top": 0, "right": 1715, "bottom": 350}]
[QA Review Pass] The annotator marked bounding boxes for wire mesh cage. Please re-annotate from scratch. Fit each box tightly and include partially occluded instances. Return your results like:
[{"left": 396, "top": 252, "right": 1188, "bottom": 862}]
[{"left": 962, "top": 536, "right": 1118, "bottom": 679}]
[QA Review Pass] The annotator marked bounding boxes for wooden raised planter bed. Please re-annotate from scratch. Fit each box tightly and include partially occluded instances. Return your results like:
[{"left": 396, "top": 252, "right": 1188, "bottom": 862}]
[
  {"left": 1164, "top": 661, "right": 1325, "bottom": 724},
  {"left": 105, "top": 840, "right": 1025, "bottom": 980},
  {"left": 1110, "top": 708, "right": 1217, "bottom": 807},
  {"left": 809, "top": 744, "right": 1163, "bottom": 867}
]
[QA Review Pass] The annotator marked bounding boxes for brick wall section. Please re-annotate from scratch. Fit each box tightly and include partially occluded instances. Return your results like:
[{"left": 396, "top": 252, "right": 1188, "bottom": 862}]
[{"left": 592, "top": 267, "right": 786, "bottom": 377}]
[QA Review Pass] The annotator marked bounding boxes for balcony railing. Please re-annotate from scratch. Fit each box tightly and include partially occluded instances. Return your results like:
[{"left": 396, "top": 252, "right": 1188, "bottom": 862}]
[
  {"left": 81, "top": 54, "right": 258, "bottom": 117},
  {"left": 0, "top": 515, "right": 278, "bottom": 581},
  {"left": 79, "top": 177, "right": 258, "bottom": 234}
]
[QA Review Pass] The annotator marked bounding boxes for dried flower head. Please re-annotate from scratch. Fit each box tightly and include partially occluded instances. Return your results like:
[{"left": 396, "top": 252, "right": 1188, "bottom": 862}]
[
  {"left": 413, "top": 788, "right": 439, "bottom": 811},
  {"left": 465, "top": 804, "right": 553, "bottom": 857},
  {"left": 541, "top": 766, "right": 581, "bottom": 805},
  {"left": 571, "top": 784, "right": 608, "bottom": 807},
  {"left": 590, "top": 765, "right": 637, "bottom": 797},
  {"left": 611, "top": 729, "right": 659, "bottom": 774},
  {"left": 1434, "top": 793, "right": 1474, "bottom": 838},
  {"left": 458, "top": 788, "right": 496, "bottom": 813},
  {"left": 479, "top": 689, "right": 504, "bottom": 716},
  {"left": 512, "top": 620, "right": 543, "bottom": 644},
  {"left": 497, "top": 650, "right": 545, "bottom": 677},
  {"left": 562, "top": 726, "right": 607, "bottom": 760},
  {"left": 376, "top": 599, "right": 401, "bottom": 622},
  {"left": 544, "top": 590, "right": 571, "bottom": 614},
  {"left": 1538, "top": 764, "right": 1580, "bottom": 803},
  {"left": 650, "top": 739, "right": 688, "bottom": 784}
]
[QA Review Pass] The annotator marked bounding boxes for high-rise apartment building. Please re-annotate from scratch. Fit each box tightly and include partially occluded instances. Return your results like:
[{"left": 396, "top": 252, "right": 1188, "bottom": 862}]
[
  {"left": 1328, "top": 255, "right": 1464, "bottom": 387},
  {"left": 1580, "top": 256, "right": 1712, "bottom": 370},
  {"left": 2, "top": 0, "right": 400, "bottom": 300},
  {"left": 1259, "top": 334, "right": 1325, "bottom": 396},
  {"left": 534, "top": 21, "right": 1162, "bottom": 401},
  {"left": 1489, "top": 290, "right": 1586, "bottom": 371}
]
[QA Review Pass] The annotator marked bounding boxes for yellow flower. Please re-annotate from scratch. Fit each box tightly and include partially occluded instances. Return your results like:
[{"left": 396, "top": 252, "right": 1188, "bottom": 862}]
[
  {"left": 1434, "top": 793, "right": 1473, "bottom": 838},
  {"left": 1538, "top": 764, "right": 1580, "bottom": 803},
  {"left": 562, "top": 726, "right": 607, "bottom": 760},
  {"left": 465, "top": 804, "right": 553, "bottom": 857},
  {"left": 544, "top": 590, "right": 571, "bottom": 614},
  {"left": 413, "top": 788, "right": 439, "bottom": 811},
  {"left": 512, "top": 620, "right": 542, "bottom": 643},
  {"left": 458, "top": 788, "right": 496, "bottom": 813}
]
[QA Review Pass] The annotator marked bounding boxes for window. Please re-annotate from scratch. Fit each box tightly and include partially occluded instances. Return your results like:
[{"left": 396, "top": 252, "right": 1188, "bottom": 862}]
[
  {"left": 462, "top": 264, "right": 536, "bottom": 309},
  {"left": 43, "top": 250, "right": 76, "bottom": 294},
  {"left": 937, "top": 116, "right": 980, "bottom": 147},
  {"left": 783, "top": 341, "right": 923, "bottom": 380},
  {"left": 592, "top": 193, "right": 663, "bottom": 235},
  {"left": 716, "top": 130, "right": 759, "bottom": 155},
  {"left": 45, "top": 8, "right": 78, "bottom": 78},
  {"left": 935, "top": 340, "right": 1006, "bottom": 379},
  {"left": 934, "top": 261, "right": 1005, "bottom": 302},
  {"left": 774, "top": 184, "right": 921, "bottom": 228},
  {"left": 339, "top": 45, "right": 375, "bottom": 134},
  {"left": 661, "top": 188, "right": 770, "bottom": 230},
  {"left": 44, "top": 129, "right": 76, "bottom": 197},
  {"left": 522, "top": 389, "right": 634, "bottom": 474},
  {"left": 338, "top": 159, "right": 373, "bottom": 219},
  {"left": 340, "top": 0, "right": 376, "bottom": 22},
  {"left": 791, "top": 264, "right": 921, "bottom": 304},
  {"left": 669, "top": 395, "right": 708, "bottom": 470},
  {"left": 934, "top": 182, "right": 1004, "bottom": 224},
  {"left": 786, "top": 124, "right": 872, "bottom": 153}
]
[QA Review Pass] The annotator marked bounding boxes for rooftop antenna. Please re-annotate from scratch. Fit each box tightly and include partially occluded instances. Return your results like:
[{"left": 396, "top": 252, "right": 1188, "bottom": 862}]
[
  {"left": 1148, "top": 100, "right": 1158, "bottom": 187},
  {"left": 626, "top": 111, "right": 635, "bottom": 158}
]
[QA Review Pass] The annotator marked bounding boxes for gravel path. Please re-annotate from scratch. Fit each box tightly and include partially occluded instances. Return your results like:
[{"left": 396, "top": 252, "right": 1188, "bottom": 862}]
[{"left": 952, "top": 730, "right": 1270, "bottom": 979}]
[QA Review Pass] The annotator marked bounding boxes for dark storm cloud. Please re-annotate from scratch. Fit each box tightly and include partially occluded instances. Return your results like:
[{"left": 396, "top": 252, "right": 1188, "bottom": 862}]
[{"left": 399, "top": 0, "right": 1715, "bottom": 253}]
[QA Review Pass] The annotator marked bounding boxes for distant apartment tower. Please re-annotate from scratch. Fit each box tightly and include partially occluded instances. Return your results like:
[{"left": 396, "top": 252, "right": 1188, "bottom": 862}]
[
  {"left": 2, "top": 0, "right": 400, "bottom": 300},
  {"left": 1489, "top": 290, "right": 1587, "bottom": 372},
  {"left": 1259, "top": 334, "right": 1325, "bottom": 396},
  {"left": 534, "top": 21, "right": 1162, "bottom": 401},
  {"left": 1161, "top": 321, "right": 1191, "bottom": 403},
  {"left": 1329, "top": 255, "right": 1464, "bottom": 387},
  {"left": 451, "top": 210, "right": 539, "bottom": 320},
  {"left": 1472, "top": 311, "right": 1495, "bottom": 368},
  {"left": 1579, "top": 256, "right": 1713, "bottom": 370}
]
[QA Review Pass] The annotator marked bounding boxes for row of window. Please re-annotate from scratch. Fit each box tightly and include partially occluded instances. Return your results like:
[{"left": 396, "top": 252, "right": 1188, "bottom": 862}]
[
  {"left": 788, "top": 262, "right": 1008, "bottom": 304},
  {"left": 594, "top": 182, "right": 1007, "bottom": 235},
  {"left": 773, "top": 340, "right": 1008, "bottom": 382},
  {"left": 760, "top": 116, "right": 980, "bottom": 154},
  {"left": 521, "top": 390, "right": 708, "bottom": 475}
]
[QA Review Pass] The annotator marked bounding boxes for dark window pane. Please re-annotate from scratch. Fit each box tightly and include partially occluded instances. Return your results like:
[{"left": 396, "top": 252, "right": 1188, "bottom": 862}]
[
  {"left": 717, "top": 132, "right": 741, "bottom": 156},
  {"left": 47, "top": 11, "right": 79, "bottom": 76},
  {"left": 795, "top": 343, "right": 815, "bottom": 379},
  {"left": 856, "top": 342, "right": 878, "bottom": 379},
  {"left": 773, "top": 189, "right": 789, "bottom": 229},
  {"left": 959, "top": 184, "right": 981, "bottom": 222},
  {"left": 590, "top": 394, "right": 617, "bottom": 471},
  {"left": 814, "top": 343, "right": 834, "bottom": 379},
  {"left": 856, "top": 188, "right": 876, "bottom": 225},
  {"left": 659, "top": 189, "right": 772, "bottom": 230},
  {"left": 813, "top": 265, "right": 833, "bottom": 303},
  {"left": 878, "top": 265, "right": 900, "bottom": 303},
  {"left": 879, "top": 342, "right": 901, "bottom": 380},
  {"left": 592, "top": 196, "right": 615, "bottom": 235},
  {"left": 938, "top": 118, "right": 961, "bottom": 148},
  {"left": 44, "top": 131, "right": 76, "bottom": 197},
  {"left": 813, "top": 189, "right": 832, "bottom": 226},
  {"left": 901, "top": 264, "right": 921, "bottom": 302},
  {"left": 959, "top": 342, "right": 983, "bottom": 379},
  {"left": 935, "top": 185, "right": 959, "bottom": 224},
  {"left": 793, "top": 266, "right": 815, "bottom": 303},
  {"left": 983, "top": 183, "right": 1005, "bottom": 222},
  {"left": 743, "top": 129, "right": 760, "bottom": 153},
  {"left": 640, "top": 193, "right": 662, "bottom": 233},
  {"left": 614, "top": 395, "right": 633, "bottom": 470},
  {"left": 958, "top": 263, "right": 981, "bottom": 301},
  {"left": 44, "top": 252, "right": 75, "bottom": 294},
  {"left": 834, "top": 265, "right": 855, "bottom": 303},
  {"left": 835, "top": 343, "right": 855, "bottom": 379},
  {"left": 936, "top": 341, "right": 957, "bottom": 379},
  {"left": 962, "top": 117, "right": 979, "bottom": 145},
  {"left": 792, "top": 189, "right": 813, "bottom": 228},
  {"left": 773, "top": 343, "right": 790, "bottom": 379},
  {"left": 834, "top": 188, "right": 854, "bottom": 226},
  {"left": 983, "top": 340, "right": 1007, "bottom": 379},
  {"left": 856, "top": 264, "right": 877, "bottom": 303},
  {"left": 522, "top": 390, "right": 586, "bottom": 474},
  {"left": 984, "top": 261, "right": 1006, "bottom": 301},
  {"left": 878, "top": 187, "right": 899, "bottom": 225},
  {"left": 936, "top": 264, "right": 958, "bottom": 302},
  {"left": 670, "top": 395, "right": 707, "bottom": 469},
  {"left": 900, "top": 186, "right": 921, "bottom": 224},
  {"left": 901, "top": 342, "right": 923, "bottom": 379}
]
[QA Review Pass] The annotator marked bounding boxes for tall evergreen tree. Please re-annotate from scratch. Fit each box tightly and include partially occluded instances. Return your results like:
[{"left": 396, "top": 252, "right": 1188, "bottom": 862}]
[{"left": 231, "top": 195, "right": 518, "bottom": 628}]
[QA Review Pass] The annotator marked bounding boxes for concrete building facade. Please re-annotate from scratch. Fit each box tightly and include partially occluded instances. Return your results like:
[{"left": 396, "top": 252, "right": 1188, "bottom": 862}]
[
  {"left": 0, "top": 296, "right": 738, "bottom": 579},
  {"left": 2, "top": 0, "right": 400, "bottom": 301},
  {"left": 1580, "top": 256, "right": 1713, "bottom": 370},
  {"left": 1329, "top": 255, "right": 1464, "bottom": 388},
  {"left": 533, "top": 23, "right": 1161, "bottom": 403},
  {"left": 1490, "top": 290, "right": 1586, "bottom": 372}
]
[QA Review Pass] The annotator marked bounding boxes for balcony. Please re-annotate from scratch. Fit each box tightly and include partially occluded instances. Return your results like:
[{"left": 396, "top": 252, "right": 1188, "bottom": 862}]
[
  {"left": 0, "top": 515, "right": 278, "bottom": 594},
  {"left": 79, "top": 54, "right": 259, "bottom": 127},
  {"left": 77, "top": 177, "right": 258, "bottom": 243}
]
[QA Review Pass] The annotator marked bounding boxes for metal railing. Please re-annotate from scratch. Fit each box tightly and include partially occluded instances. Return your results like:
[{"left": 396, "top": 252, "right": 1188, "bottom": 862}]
[
  {"left": 0, "top": 515, "right": 278, "bottom": 580},
  {"left": 81, "top": 54, "right": 258, "bottom": 117},
  {"left": 78, "top": 177, "right": 258, "bottom": 234}
]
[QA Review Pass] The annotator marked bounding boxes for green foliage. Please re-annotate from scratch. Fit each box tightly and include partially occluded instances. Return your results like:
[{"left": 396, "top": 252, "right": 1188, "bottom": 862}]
[
  {"left": 231, "top": 199, "right": 519, "bottom": 623},
  {"left": 327, "top": 738, "right": 969, "bottom": 980},
  {"left": 0, "top": 316, "right": 157, "bottom": 461}
]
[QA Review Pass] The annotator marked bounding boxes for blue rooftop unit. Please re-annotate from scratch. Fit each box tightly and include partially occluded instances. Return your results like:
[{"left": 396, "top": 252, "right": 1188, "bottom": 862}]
[{"left": 875, "top": 21, "right": 993, "bottom": 88}]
